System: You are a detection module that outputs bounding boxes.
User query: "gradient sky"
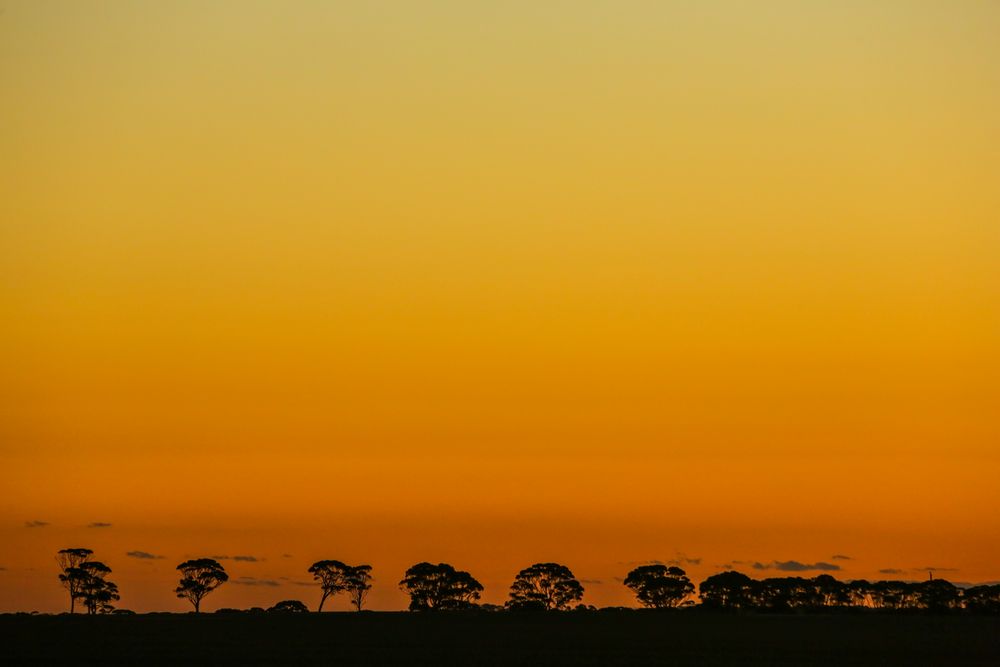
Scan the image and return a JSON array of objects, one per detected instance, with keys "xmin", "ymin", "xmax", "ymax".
[{"xmin": 1, "ymin": 1, "xmax": 998, "ymax": 612}]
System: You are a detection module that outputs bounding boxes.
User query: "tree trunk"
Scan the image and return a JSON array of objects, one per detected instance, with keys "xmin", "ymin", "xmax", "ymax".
[
  {"xmin": 70, "ymin": 594, "xmax": 75, "ymax": 614},
  {"xmin": 195, "ymin": 598, "xmax": 201, "ymax": 614},
  {"xmin": 318, "ymin": 592, "xmax": 328, "ymax": 613}
]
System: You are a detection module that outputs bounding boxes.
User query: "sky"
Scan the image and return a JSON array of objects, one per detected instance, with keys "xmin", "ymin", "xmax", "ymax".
[{"xmin": 1, "ymin": 1, "xmax": 998, "ymax": 612}]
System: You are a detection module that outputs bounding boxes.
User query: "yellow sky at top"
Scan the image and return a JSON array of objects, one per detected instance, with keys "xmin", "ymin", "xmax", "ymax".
[{"xmin": 1, "ymin": 1, "xmax": 998, "ymax": 611}]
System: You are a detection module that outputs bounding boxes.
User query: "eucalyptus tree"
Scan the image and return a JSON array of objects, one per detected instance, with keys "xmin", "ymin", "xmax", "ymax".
[
  {"xmin": 269, "ymin": 599, "xmax": 309, "ymax": 613},
  {"xmin": 698, "ymin": 571, "xmax": 757, "ymax": 609},
  {"xmin": 309, "ymin": 560, "xmax": 352, "ymax": 612},
  {"xmin": 399, "ymin": 562, "xmax": 483, "ymax": 610},
  {"xmin": 623, "ymin": 565, "xmax": 694, "ymax": 608},
  {"xmin": 56, "ymin": 548, "xmax": 94, "ymax": 613},
  {"xmin": 175, "ymin": 558, "xmax": 229, "ymax": 613},
  {"xmin": 345, "ymin": 564, "xmax": 373, "ymax": 611},
  {"xmin": 507, "ymin": 563, "xmax": 584, "ymax": 611},
  {"xmin": 73, "ymin": 562, "xmax": 120, "ymax": 614}
]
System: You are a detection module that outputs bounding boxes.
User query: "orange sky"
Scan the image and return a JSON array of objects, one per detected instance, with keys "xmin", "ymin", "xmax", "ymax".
[{"xmin": 1, "ymin": 1, "xmax": 998, "ymax": 612}]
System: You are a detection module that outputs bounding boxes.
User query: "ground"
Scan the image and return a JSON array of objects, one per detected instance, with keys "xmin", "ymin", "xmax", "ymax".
[{"xmin": 1, "ymin": 610, "xmax": 998, "ymax": 665}]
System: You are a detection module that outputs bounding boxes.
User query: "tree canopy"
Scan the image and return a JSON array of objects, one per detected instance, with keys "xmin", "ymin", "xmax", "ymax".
[
  {"xmin": 345, "ymin": 564, "xmax": 373, "ymax": 612},
  {"xmin": 624, "ymin": 565, "xmax": 694, "ymax": 608},
  {"xmin": 308, "ymin": 560, "xmax": 351, "ymax": 612},
  {"xmin": 507, "ymin": 563, "xmax": 584, "ymax": 611},
  {"xmin": 175, "ymin": 558, "xmax": 228, "ymax": 613},
  {"xmin": 308, "ymin": 560, "xmax": 374, "ymax": 612},
  {"xmin": 56, "ymin": 548, "xmax": 94, "ymax": 613},
  {"xmin": 399, "ymin": 562, "xmax": 483, "ymax": 611},
  {"xmin": 269, "ymin": 599, "xmax": 309, "ymax": 613}
]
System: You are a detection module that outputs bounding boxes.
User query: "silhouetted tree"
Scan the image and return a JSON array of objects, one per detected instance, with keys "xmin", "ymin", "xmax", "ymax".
[
  {"xmin": 399, "ymin": 562, "xmax": 483, "ymax": 611},
  {"xmin": 345, "ymin": 564, "xmax": 373, "ymax": 612},
  {"xmin": 844, "ymin": 579, "xmax": 874, "ymax": 608},
  {"xmin": 699, "ymin": 571, "xmax": 756, "ymax": 610},
  {"xmin": 623, "ymin": 565, "xmax": 694, "ymax": 608},
  {"xmin": 869, "ymin": 580, "xmax": 920, "ymax": 610},
  {"xmin": 70, "ymin": 562, "xmax": 120, "ymax": 615},
  {"xmin": 507, "ymin": 563, "xmax": 584, "ymax": 611},
  {"xmin": 918, "ymin": 579, "xmax": 960, "ymax": 612},
  {"xmin": 175, "ymin": 558, "xmax": 228, "ymax": 613},
  {"xmin": 308, "ymin": 560, "xmax": 352, "ymax": 612},
  {"xmin": 813, "ymin": 574, "xmax": 848, "ymax": 607},
  {"xmin": 56, "ymin": 548, "xmax": 93, "ymax": 613},
  {"xmin": 269, "ymin": 599, "xmax": 309, "ymax": 613},
  {"xmin": 963, "ymin": 584, "xmax": 1000, "ymax": 614},
  {"xmin": 757, "ymin": 577, "xmax": 823, "ymax": 611}
]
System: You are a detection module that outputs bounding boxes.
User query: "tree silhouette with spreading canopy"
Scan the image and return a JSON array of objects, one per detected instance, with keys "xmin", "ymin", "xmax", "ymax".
[
  {"xmin": 698, "ymin": 571, "xmax": 756, "ymax": 609},
  {"xmin": 624, "ymin": 565, "xmax": 694, "ymax": 608},
  {"xmin": 918, "ymin": 579, "xmax": 960, "ymax": 612},
  {"xmin": 71, "ymin": 562, "xmax": 120, "ymax": 614},
  {"xmin": 345, "ymin": 564, "xmax": 373, "ymax": 612},
  {"xmin": 399, "ymin": 562, "xmax": 483, "ymax": 611},
  {"xmin": 308, "ymin": 560, "xmax": 352, "ymax": 611},
  {"xmin": 56, "ymin": 548, "xmax": 93, "ymax": 613},
  {"xmin": 964, "ymin": 584, "xmax": 1000, "ymax": 614},
  {"xmin": 507, "ymin": 563, "xmax": 584, "ymax": 611},
  {"xmin": 175, "ymin": 558, "xmax": 228, "ymax": 613},
  {"xmin": 269, "ymin": 599, "xmax": 309, "ymax": 613}
]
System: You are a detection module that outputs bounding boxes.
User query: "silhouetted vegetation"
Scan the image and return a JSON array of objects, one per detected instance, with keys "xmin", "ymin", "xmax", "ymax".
[
  {"xmin": 73, "ymin": 562, "xmax": 120, "ymax": 614},
  {"xmin": 175, "ymin": 558, "xmax": 228, "ymax": 613},
  {"xmin": 345, "ymin": 564, "xmax": 373, "ymax": 611},
  {"xmin": 56, "ymin": 548, "xmax": 119, "ymax": 614},
  {"xmin": 508, "ymin": 563, "xmax": 584, "ymax": 610},
  {"xmin": 693, "ymin": 571, "xmax": 998, "ymax": 612},
  {"xmin": 624, "ymin": 565, "xmax": 695, "ymax": 608},
  {"xmin": 399, "ymin": 562, "xmax": 483, "ymax": 610},
  {"xmin": 56, "ymin": 548, "xmax": 93, "ymax": 613},
  {"xmin": 308, "ymin": 560, "xmax": 373, "ymax": 611},
  {"xmin": 50, "ymin": 549, "xmax": 1000, "ymax": 616}
]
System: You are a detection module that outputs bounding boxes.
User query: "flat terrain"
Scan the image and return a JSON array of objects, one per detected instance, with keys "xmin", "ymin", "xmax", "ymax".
[{"xmin": 1, "ymin": 611, "xmax": 998, "ymax": 665}]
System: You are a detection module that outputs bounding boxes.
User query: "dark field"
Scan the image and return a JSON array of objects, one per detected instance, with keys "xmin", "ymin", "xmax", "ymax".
[{"xmin": 2, "ymin": 611, "xmax": 998, "ymax": 666}]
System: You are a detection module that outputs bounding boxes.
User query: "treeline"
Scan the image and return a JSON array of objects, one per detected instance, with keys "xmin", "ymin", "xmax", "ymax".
[{"xmin": 55, "ymin": 549, "xmax": 1000, "ymax": 615}]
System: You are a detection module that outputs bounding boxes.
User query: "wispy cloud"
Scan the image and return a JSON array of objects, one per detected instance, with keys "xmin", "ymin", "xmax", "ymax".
[
  {"xmin": 127, "ymin": 551, "xmax": 164, "ymax": 560},
  {"xmin": 24, "ymin": 520, "xmax": 49, "ymax": 528},
  {"xmin": 753, "ymin": 560, "xmax": 841, "ymax": 572},
  {"xmin": 668, "ymin": 555, "xmax": 702, "ymax": 567},
  {"xmin": 831, "ymin": 554, "xmax": 852, "ymax": 561},
  {"xmin": 88, "ymin": 522, "xmax": 112, "ymax": 528},
  {"xmin": 878, "ymin": 568, "xmax": 904, "ymax": 575},
  {"xmin": 211, "ymin": 555, "xmax": 260, "ymax": 562},
  {"xmin": 231, "ymin": 576, "xmax": 280, "ymax": 587},
  {"xmin": 619, "ymin": 554, "xmax": 702, "ymax": 568},
  {"xmin": 579, "ymin": 579, "xmax": 603, "ymax": 585}
]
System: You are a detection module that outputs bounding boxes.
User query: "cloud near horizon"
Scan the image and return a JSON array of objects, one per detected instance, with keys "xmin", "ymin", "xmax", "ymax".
[
  {"xmin": 24, "ymin": 520, "xmax": 49, "ymax": 528},
  {"xmin": 231, "ymin": 576, "xmax": 280, "ymax": 587},
  {"xmin": 753, "ymin": 560, "xmax": 841, "ymax": 572},
  {"xmin": 127, "ymin": 551, "xmax": 164, "ymax": 560},
  {"xmin": 88, "ymin": 522, "xmax": 112, "ymax": 528}
]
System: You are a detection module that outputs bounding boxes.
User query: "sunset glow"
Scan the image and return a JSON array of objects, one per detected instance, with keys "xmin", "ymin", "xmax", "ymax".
[{"xmin": 2, "ymin": 1, "xmax": 998, "ymax": 612}]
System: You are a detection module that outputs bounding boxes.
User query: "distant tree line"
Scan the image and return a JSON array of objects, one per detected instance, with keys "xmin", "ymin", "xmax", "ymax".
[
  {"xmin": 54, "ymin": 549, "xmax": 1000, "ymax": 615},
  {"xmin": 698, "ymin": 571, "xmax": 1000, "ymax": 613}
]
